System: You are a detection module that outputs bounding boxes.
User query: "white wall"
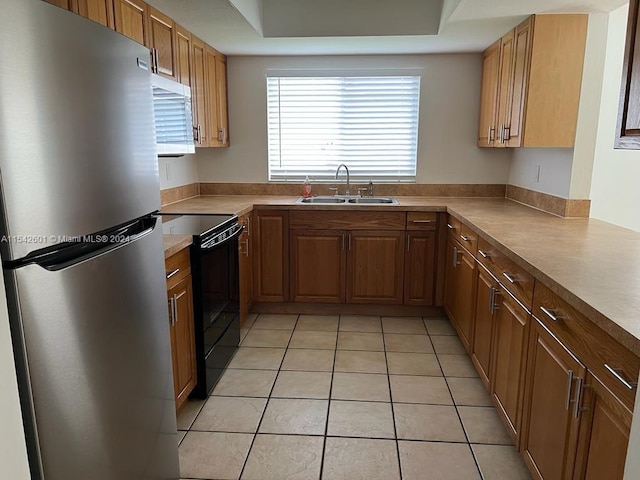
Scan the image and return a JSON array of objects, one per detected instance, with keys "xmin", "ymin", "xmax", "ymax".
[
  {"xmin": 197, "ymin": 54, "xmax": 512, "ymax": 184},
  {"xmin": 0, "ymin": 268, "xmax": 31, "ymax": 480},
  {"xmin": 157, "ymin": 154, "xmax": 198, "ymax": 190},
  {"xmin": 590, "ymin": 5, "xmax": 640, "ymax": 234},
  {"xmin": 508, "ymin": 148, "xmax": 574, "ymax": 197}
]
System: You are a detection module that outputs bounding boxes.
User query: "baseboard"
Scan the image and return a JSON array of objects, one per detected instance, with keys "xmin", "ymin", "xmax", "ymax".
[{"xmin": 250, "ymin": 302, "xmax": 445, "ymax": 317}]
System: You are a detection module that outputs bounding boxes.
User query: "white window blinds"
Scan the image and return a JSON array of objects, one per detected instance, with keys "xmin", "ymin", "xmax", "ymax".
[{"xmin": 267, "ymin": 74, "xmax": 420, "ymax": 182}]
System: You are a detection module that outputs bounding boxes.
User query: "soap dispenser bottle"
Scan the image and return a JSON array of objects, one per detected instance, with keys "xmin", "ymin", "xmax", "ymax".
[{"xmin": 302, "ymin": 176, "xmax": 312, "ymax": 198}]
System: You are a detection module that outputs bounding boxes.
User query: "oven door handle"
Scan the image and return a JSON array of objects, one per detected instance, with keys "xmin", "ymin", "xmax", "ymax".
[{"xmin": 200, "ymin": 224, "xmax": 244, "ymax": 251}]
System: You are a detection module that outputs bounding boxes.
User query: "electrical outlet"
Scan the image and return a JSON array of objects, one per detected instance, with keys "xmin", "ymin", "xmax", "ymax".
[
  {"xmin": 169, "ymin": 226, "xmax": 175, "ymax": 234},
  {"xmin": 534, "ymin": 164, "xmax": 541, "ymax": 183},
  {"xmin": 165, "ymin": 163, "xmax": 172, "ymax": 181}
]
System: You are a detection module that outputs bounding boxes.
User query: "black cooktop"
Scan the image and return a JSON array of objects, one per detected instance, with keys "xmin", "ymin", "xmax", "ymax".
[{"xmin": 160, "ymin": 213, "xmax": 237, "ymax": 238}]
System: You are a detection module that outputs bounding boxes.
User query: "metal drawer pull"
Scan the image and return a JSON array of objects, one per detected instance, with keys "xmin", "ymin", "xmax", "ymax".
[
  {"xmin": 447, "ymin": 223, "xmax": 455, "ymax": 230},
  {"xmin": 411, "ymin": 219, "xmax": 433, "ymax": 223},
  {"xmin": 460, "ymin": 234, "xmax": 470, "ymax": 242},
  {"xmin": 166, "ymin": 268, "xmax": 180, "ymax": 279},
  {"xmin": 540, "ymin": 306, "xmax": 562, "ymax": 322},
  {"xmin": 565, "ymin": 370, "xmax": 574, "ymax": 410},
  {"xmin": 502, "ymin": 272, "xmax": 516, "ymax": 284},
  {"xmin": 605, "ymin": 364, "xmax": 638, "ymax": 390},
  {"xmin": 478, "ymin": 249, "xmax": 489, "ymax": 259}
]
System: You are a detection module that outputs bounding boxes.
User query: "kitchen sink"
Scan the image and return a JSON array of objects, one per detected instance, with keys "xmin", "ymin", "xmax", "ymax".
[
  {"xmin": 297, "ymin": 196, "xmax": 347, "ymax": 204},
  {"xmin": 348, "ymin": 197, "xmax": 398, "ymax": 205},
  {"xmin": 297, "ymin": 196, "xmax": 398, "ymax": 205}
]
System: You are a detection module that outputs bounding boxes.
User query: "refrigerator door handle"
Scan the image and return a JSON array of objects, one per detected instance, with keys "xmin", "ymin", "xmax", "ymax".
[{"xmin": 4, "ymin": 216, "xmax": 158, "ymax": 272}]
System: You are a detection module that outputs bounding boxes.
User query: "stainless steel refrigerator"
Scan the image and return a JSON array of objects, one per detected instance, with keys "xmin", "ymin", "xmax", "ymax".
[{"xmin": 0, "ymin": 1, "xmax": 180, "ymax": 479}]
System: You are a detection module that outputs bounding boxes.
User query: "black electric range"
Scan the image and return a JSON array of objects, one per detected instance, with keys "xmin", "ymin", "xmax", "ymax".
[{"xmin": 161, "ymin": 213, "xmax": 243, "ymax": 397}]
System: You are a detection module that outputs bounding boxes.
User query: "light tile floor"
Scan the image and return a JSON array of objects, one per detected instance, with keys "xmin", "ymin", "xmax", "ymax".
[{"xmin": 177, "ymin": 313, "xmax": 532, "ymax": 480}]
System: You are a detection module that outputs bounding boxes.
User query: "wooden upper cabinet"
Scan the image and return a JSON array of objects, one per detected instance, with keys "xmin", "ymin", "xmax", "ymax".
[
  {"xmin": 191, "ymin": 36, "xmax": 208, "ymax": 147},
  {"xmin": 75, "ymin": 0, "xmax": 115, "ymax": 29},
  {"xmin": 478, "ymin": 40, "xmax": 501, "ymax": 147},
  {"xmin": 175, "ymin": 24, "xmax": 192, "ymax": 86},
  {"xmin": 113, "ymin": 0, "xmax": 148, "ymax": 46},
  {"xmin": 403, "ymin": 231, "xmax": 436, "ymax": 306},
  {"xmin": 521, "ymin": 318, "xmax": 585, "ymax": 480},
  {"xmin": 205, "ymin": 46, "xmax": 221, "ymax": 147},
  {"xmin": 290, "ymin": 230, "xmax": 346, "ymax": 303},
  {"xmin": 253, "ymin": 210, "xmax": 289, "ymax": 303},
  {"xmin": 215, "ymin": 54, "xmax": 229, "ymax": 146},
  {"xmin": 43, "ymin": 0, "xmax": 74, "ymax": 11},
  {"xmin": 346, "ymin": 231, "xmax": 405, "ymax": 304},
  {"xmin": 616, "ymin": 0, "xmax": 640, "ymax": 148},
  {"xmin": 147, "ymin": 6, "xmax": 177, "ymax": 79},
  {"xmin": 479, "ymin": 14, "xmax": 587, "ymax": 148}
]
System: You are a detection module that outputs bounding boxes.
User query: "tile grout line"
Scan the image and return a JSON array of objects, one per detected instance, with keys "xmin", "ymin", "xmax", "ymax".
[
  {"xmin": 317, "ymin": 314, "xmax": 341, "ymax": 480},
  {"xmin": 237, "ymin": 313, "xmax": 300, "ymax": 480},
  {"xmin": 381, "ymin": 317, "xmax": 404, "ymax": 480}
]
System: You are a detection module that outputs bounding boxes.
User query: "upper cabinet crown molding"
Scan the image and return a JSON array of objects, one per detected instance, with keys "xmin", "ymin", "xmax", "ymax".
[
  {"xmin": 616, "ymin": 0, "xmax": 640, "ymax": 149},
  {"xmin": 478, "ymin": 14, "xmax": 588, "ymax": 149}
]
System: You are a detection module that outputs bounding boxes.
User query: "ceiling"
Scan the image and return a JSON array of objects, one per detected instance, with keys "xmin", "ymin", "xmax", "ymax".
[{"xmin": 145, "ymin": 0, "xmax": 628, "ymax": 56}]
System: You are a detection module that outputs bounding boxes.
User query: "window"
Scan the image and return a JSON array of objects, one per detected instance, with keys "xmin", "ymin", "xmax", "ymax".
[{"xmin": 267, "ymin": 72, "xmax": 421, "ymax": 182}]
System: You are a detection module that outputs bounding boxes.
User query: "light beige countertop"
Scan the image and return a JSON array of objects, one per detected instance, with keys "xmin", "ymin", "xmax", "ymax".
[
  {"xmin": 162, "ymin": 234, "xmax": 192, "ymax": 259},
  {"xmin": 161, "ymin": 195, "xmax": 640, "ymax": 354}
]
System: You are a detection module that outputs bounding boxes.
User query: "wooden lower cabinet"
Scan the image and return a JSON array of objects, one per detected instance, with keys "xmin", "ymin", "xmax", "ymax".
[
  {"xmin": 472, "ymin": 266, "xmax": 498, "ymax": 387},
  {"xmin": 404, "ymin": 231, "xmax": 436, "ymax": 305},
  {"xmin": 444, "ymin": 237, "xmax": 476, "ymax": 352},
  {"xmin": 165, "ymin": 250, "xmax": 196, "ymax": 412},
  {"xmin": 491, "ymin": 290, "xmax": 530, "ymax": 444},
  {"xmin": 574, "ymin": 373, "xmax": 631, "ymax": 480},
  {"xmin": 347, "ymin": 231, "xmax": 405, "ymax": 304},
  {"xmin": 238, "ymin": 213, "xmax": 253, "ymax": 324},
  {"xmin": 253, "ymin": 210, "xmax": 289, "ymax": 302},
  {"xmin": 521, "ymin": 318, "xmax": 586, "ymax": 480},
  {"xmin": 290, "ymin": 229, "xmax": 346, "ymax": 303}
]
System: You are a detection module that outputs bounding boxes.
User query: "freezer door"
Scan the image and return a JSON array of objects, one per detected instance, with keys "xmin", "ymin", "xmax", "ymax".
[
  {"xmin": 7, "ymin": 225, "xmax": 179, "ymax": 480},
  {"xmin": 0, "ymin": 0, "xmax": 160, "ymax": 260}
]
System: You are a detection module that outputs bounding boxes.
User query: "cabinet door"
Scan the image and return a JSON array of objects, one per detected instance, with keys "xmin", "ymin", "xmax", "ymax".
[
  {"xmin": 455, "ymin": 246, "xmax": 476, "ymax": 353},
  {"xmin": 495, "ymin": 29, "xmax": 515, "ymax": 149},
  {"xmin": 175, "ymin": 24, "xmax": 192, "ymax": 86},
  {"xmin": 238, "ymin": 214, "xmax": 253, "ymax": 325},
  {"xmin": 147, "ymin": 6, "xmax": 177, "ymax": 79},
  {"xmin": 290, "ymin": 230, "xmax": 346, "ymax": 303},
  {"xmin": 205, "ymin": 46, "xmax": 221, "ymax": 147},
  {"xmin": 478, "ymin": 40, "xmax": 501, "ymax": 147},
  {"xmin": 404, "ymin": 231, "xmax": 436, "ymax": 305},
  {"xmin": 521, "ymin": 318, "xmax": 585, "ymax": 480},
  {"xmin": 191, "ymin": 36, "xmax": 208, "ymax": 147},
  {"xmin": 573, "ymin": 373, "xmax": 631, "ymax": 480},
  {"xmin": 346, "ymin": 231, "xmax": 405, "ymax": 304},
  {"xmin": 472, "ymin": 267, "xmax": 497, "ymax": 387},
  {"xmin": 253, "ymin": 210, "xmax": 289, "ymax": 302},
  {"xmin": 75, "ymin": 0, "xmax": 115, "ymax": 29},
  {"xmin": 443, "ymin": 237, "xmax": 460, "ymax": 327},
  {"xmin": 491, "ymin": 291, "xmax": 530, "ymax": 444},
  {"xmin": 616, "ymin": 0, "xmax": 640, "ymax": 148},
  {"xmin": 504, "ymin": 17, "xmax": 532, "ymax": 147},
  {"xmin": 168, "ymin": 275, "xmax": 196, "ymax": 412},
  {"xmin": 113, "ymin": 0, "xmax": 148, "ymax": 46},
  {"xmin": 215, "ymin": 54, "xmax": 229, "ymax": 146},
  {"xmin": 44, "ymin": 0, "xmax": 74, "ymax": 9}
]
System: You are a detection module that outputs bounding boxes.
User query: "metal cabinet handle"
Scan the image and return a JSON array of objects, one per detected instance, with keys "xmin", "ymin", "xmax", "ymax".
[
  {"xmin": 166, "ymin": 268, "xmax": 180, "ymax": 279},
  {"xmin": 452, "ymin": 246, "xmax": 461, "ymax": 268},
  {"xmin": 172, "ymin": 294, "xmax": 179, "ymax": 325},
  {"xmin": 540, "ymin": 306, "xmax": 562, "ymax": 322},
  {"xmin": 447, "ymin": 223, "xmax": 455, "ymax": 230},
  {"xmin": 605, "ymin": 364, "xmax": 638, "ymax": 390},
  {"xmin": 500, "ymin": 124, "xmax": 505, "ymax": 143},
  {"xmin": 246, "ymin": 217, "xmax": 251, "ymax": 237},
  {"xmin": 504, "ymin": 125, "xmax": 511, "ymax": 141},
  {"xmin": 168, "ymin": 297, "xmax": 174, "ymax": 325},
  {"xmin": 411, "ymin": 219, "xmax": 433, "ymax": 223},
  {"xmin": 565, "ymin": 370, "xmax": 574, "ymax": 410},
  {"xmin": 348, "ymin": 233, "xmax": 351, "ymax": 251},
  {"xmin": 478, "ymin": 249, "xmax": 489, "ymax": 259},
  {"xmin": 460, "ymin": 234, "xmax": 470, "ymax": 242},
  {"xmin": 488, "ymin": 125, "xmax": 495, "ymax": 144},
  {"xmin": 342, "ymin": 233, "xmax": 346, "ymax": 251},
  {"xmin": 489, "ymin": 286, "xmax": 496, "ymax": 314},
  {"xmin": 502, "ymin": 272, "xmax": 516, "ymax": 284},
  {"xmin": 218, "ymin": 127, "xmax": 227, "ymax": 145},
  {"xmin": 573, "ymin": 376, "xmax": 584, "ymax": 418},
  {"xmin": 193, "ymin": 125, "xmax": 199, "ymax": 142},
  {"xmin": 197, "ymin": 125, "xmax": 202, "ymax": 145}
]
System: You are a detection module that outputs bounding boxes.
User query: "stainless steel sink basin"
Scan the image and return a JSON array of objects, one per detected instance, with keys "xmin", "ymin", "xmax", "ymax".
[
  {"xmin": 348, "ymin": 197, "xmax": 398, "ymax": 205},
  {"xmin": 297, "ymin": 196, "xmax": 347, "ymax": 204}
]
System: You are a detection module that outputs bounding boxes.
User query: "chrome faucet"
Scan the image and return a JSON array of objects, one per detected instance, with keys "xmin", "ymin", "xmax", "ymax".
[{"xmin": 335, "ymin": 164, "xmax": 350, "ymax": 196}]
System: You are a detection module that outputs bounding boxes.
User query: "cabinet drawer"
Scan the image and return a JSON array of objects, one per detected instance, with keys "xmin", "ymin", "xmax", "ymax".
[
  {"xmin": 165, "ymin": 247, "xmax": 191, "ymax": 288},
  {"xmin": 458, "ymin": 224, "xmax": 478, "ymax": 255},
  {"xmin": 289, "ymin": 211, "xmax": 405, "ymax": 230},
  {"xmin": 477, "ymin": 237, "xmax": 534, "ymax": 308},
  {"xmin": 533, "ymin": 282, "xmax": 640, "ymax": 410},
  {"xmin": 406, "ymin": 212, "xmax": 438, "ymax": 230},
  {"xmin": 445, "ymin": 215, "xmax": 461, "ymax": 238}
]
